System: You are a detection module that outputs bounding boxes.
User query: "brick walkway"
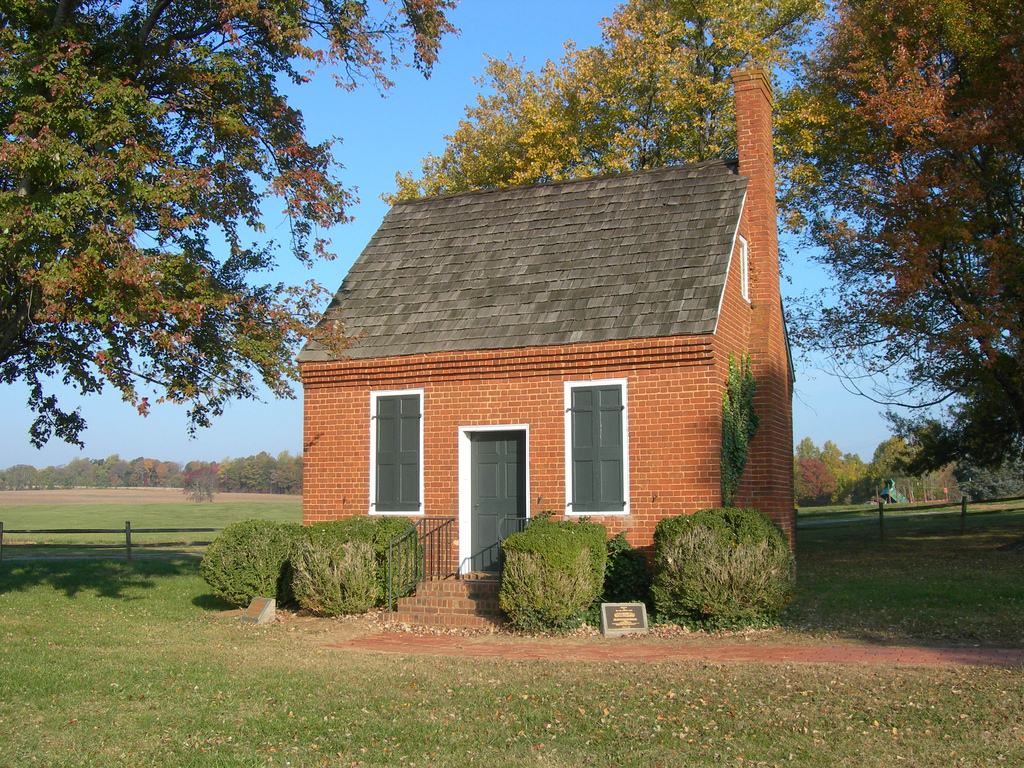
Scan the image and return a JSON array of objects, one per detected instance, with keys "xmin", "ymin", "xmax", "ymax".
[{"xmin": 330, "ymin": 633, "xmax": 1024, "ymax": 668}]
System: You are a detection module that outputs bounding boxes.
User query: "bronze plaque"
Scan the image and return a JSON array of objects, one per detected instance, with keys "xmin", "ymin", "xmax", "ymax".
[
  {"xmin": 241, "ymin": 597, "xmax": 276, "ymax": 625},
  {"xmin": 600, "ymin": 602, "xmax": 649, "ymax": 637}
]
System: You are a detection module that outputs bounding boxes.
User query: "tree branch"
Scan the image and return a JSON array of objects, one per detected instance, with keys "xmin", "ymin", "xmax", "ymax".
[
  {"xmin": 51, "ymin": 0, "xmax": 80, "ymax": 32},
  {"xmin": 137, "ymin": 0, "xmax": 172, "ymax": 46}
]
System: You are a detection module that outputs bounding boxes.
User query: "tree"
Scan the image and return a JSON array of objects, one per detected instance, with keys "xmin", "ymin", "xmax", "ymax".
[
  {"xmin": 1, "ymin": 463, "xmax": 37, "ymax": 490},
  {"xmin": 1, "ymin": 0, "xmax": 455, "ymax": 448},
  {"xmin": 271, "ymin": 450, "xmax": 303, "ymax": 494},
  {"xmin": 794, "ymin": 457, "xmax": 835, "ymax": 507},
  {"xmin": 954, "ymin": 459, "xmax": 1024, "ymax": 502},
  {"xmin": 392, "ymin": 0, "xmax": 820, "ymax": 200},
  {"xmin": 783, "ymin": 0, "xmax": 1024, "ymax": 475},
  {"xmin": 182, "ymin": 461, "xmax": 219, "ymax": 503},
  {"xmin": 794, "ymin": 436, "xmax": 820, "ymax": 461},
  {"xmin": 241, "ymin": 451, "xmax": 276, "ymax": 493}
]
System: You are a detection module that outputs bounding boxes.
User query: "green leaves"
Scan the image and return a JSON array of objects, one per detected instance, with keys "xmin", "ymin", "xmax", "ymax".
[
  {"xmin": 0, "ymin": 0, "xmax": 455, "ymax": 446},
  {"xmin": 785, "ymin": 0, "xmax": 1024, "ymax": 471},
  {"xmin": 721, "ymin": 354, "xmax": 759, "ymax": 508},
  {"xmin": 392, "ymin": 0, "xmax": 821, "ymax": 200}
]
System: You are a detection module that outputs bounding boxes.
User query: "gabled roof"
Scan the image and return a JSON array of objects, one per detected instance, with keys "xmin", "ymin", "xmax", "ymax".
[{"xmin": 299, "ymin": 160, "xmax": 747, "ymax": 362}]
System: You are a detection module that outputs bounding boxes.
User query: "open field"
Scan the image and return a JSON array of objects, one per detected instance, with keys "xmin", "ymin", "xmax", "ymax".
[
  {"xmin": 0, "ymin": 491, "xmax": 302, "ymax": 556},
  {"xmin": 0, "ymin": 487, "xmax": 300, "ymax": 506},
  {"xmin": 1, "ymin": 505, "xmax": 1023, "ymax": 765}
]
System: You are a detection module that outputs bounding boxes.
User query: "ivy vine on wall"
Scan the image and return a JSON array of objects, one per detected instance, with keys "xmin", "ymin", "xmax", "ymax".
[{"xmin": 721, "ymin": 354, "xmax": 759, "ymax": 507}]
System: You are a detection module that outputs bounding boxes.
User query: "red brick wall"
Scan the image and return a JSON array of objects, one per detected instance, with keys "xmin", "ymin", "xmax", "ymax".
[{"xmin": 303, "ymin": 335, "xmax": 735, "ymax": 549}]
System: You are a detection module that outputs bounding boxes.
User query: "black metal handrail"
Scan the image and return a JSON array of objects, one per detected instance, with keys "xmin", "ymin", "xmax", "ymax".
[{"xmin": 386, "ymin": 517, "xmax": 456, "ymax": 611}]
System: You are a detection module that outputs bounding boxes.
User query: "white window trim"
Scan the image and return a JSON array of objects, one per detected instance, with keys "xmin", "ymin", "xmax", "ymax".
[
  {"xmin": 368, "ymin": 388, "xmax": 425, "ymax": 516},
  {"xmin": 563, "ymin": 378, "xmax": 630, "ymax": 516},
  {"xmin": 457, "ymin": 424, "xmax": 530, "ymax": 575},
  {"xmin": 738, "ymin": 235, "xmax": 750, "ymax": 302}
]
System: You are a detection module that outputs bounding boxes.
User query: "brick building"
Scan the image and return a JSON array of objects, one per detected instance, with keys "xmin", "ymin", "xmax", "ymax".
[{"xmin": 299, "ymin": 68, "xmax": 794, "ymax": 575}]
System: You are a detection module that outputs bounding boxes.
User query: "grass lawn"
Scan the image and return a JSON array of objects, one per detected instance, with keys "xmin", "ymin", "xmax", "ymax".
[
  {"xmin": 0, "ymin": 499, "xmax": 302, "ymax": 557},
  {"xmin": 0, "ymin": 506, "xmax": 1022, "ymax": 766},
  {"xmin": 787, "ymin": 509, "xmax": 1024, "ymax": 647}
]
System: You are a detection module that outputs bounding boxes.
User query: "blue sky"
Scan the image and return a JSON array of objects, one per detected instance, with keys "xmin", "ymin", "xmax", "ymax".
[{"xmin": 0, "ymin": 0, "xmax": 892, "ymax": 469}]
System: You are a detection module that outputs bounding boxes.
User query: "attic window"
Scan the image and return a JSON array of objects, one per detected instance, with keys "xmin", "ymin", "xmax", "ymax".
[{"xmin": 739, "ymin": 236, "xmax": 750, "ymax": 302}]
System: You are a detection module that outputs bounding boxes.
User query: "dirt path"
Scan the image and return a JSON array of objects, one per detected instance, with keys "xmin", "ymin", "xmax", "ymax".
[{"xmin": 329, "ymin": 632, "xmax": 1024, "ymax": 668}]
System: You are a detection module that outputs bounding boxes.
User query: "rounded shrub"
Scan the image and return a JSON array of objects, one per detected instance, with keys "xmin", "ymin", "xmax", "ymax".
[
  {"xmin": 199, "ymin": 519, "xmax": 302, "ymax": 607},
  {"xmin": 652, "ymin": 508, "xmax": 794, "ymax": 629},
  {"xmin": 370, "ymin": 515, "xmax": 419, "ymax": 598},
  {"xmin": 499, "ymin": 517, "xmax": 607, "ymax": 633},
  {"xmin": 290, "ymin": 517, "xmax": 415, "ymax": 615},
  {"xmin": 292, "ymin": 538, "xmax": 378, "ymax": 616},
  {"xmin": 601, "ymin": 532, "xmax": 652, "ymax": 605}
]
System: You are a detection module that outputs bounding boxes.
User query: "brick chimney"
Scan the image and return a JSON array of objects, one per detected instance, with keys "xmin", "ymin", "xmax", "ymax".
[{"xmin": 730, "ymin": 68, "xmax": 795, "ymax": 543}]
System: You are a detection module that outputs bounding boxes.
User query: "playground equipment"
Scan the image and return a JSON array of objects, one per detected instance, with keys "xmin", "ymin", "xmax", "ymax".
[{"xmin": 879, "ymin": 478, "xmax": 910, "ymax": 505}]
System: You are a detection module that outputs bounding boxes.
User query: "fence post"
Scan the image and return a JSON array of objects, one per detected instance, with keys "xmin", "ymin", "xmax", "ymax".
[
  {"xmin": 125, "ymin": 521, "xmax": 132, "ymax": 563},
  {"xmin": 0, "ymin": 521, "xmax": 4, "ymax": 565},
  {"xmin": 878, "ymin": 501, "xmax": 885, "ymax": 542},
  {"xmin": 961, "ymin": 496, "xmax": 968, "ymax": 535}
]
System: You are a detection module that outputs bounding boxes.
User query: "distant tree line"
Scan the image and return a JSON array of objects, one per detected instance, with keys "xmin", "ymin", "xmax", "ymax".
[
  {"xmin": 0, "ymin": 452, "xmax": 302, "ymax": 495},
  {"xmin": 794, "ymin": 438, "xmax": 1023, "ymax": 508}
]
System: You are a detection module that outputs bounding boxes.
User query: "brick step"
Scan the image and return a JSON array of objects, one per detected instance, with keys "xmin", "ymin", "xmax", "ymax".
[{"xmin": 391, "ymin": 576, "xmax": 504, "ymax": 629}]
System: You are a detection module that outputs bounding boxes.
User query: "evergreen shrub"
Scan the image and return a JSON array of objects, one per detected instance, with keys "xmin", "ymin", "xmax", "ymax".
[
  {"xmin": 292, "ymin": 538, "xmax": 377, "ymax": 615},
  {"xmin": 652, "ymin": 508, "xmax": 794, "ymax": 629},
  {"xmin": 292, "ymin": 516, "xmax": 415, "ymax": 614},
  {"xmin": 583, "ymin": 532, "xmax": 652, "ymax": 626},
  {"xmin": 199, "ymin": 519, "xmax": 302, "ymax": 607},
  {"xmin": 499, "ymin": 517, "xmax": 607, "ymax": 633}
]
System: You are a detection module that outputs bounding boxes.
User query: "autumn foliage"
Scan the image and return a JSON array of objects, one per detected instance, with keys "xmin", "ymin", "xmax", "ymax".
[
  {"xmin": 784, "ymin": 0, "xmax": 1024, "ymax": 471},
  {"xmin": 0, "ymin": 0, "xmax": 455, "ymax": 447}
]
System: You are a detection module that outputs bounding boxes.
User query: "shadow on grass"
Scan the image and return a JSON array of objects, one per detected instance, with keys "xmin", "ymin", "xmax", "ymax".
[
  {"xmin": 192, "ymin": 593, "xmax": 236, "ymax": 611},
  {"xmin": 0, "ymin": 556, "xmax": 202, "ymax": 600},
  {"xmin": 787, "ymin": 513, "xmax": 1024, "ymax": 649}
]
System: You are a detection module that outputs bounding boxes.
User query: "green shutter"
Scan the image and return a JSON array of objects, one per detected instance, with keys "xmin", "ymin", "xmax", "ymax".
[
  {"xmin": 375, "ymin": 394, "xmax": 421, "ymax": 512},
  {"xmin": 571, "ymin": 385, "xmax": 625, "ymax": 512}
]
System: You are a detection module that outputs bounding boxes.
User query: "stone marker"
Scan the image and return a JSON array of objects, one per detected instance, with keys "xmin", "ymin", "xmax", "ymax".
[
  {"xmin": 241, "ymin": 597, "xmax": 276, "ymax": 625},
  {"xmin": 600, "ymin": 602, "xmax": 648, "ymax": 637}
]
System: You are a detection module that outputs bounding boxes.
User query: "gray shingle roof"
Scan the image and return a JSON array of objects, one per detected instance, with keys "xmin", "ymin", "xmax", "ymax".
[{"xmin": 299, "ymin": 160, "xmax": 746, "ymax": 362}]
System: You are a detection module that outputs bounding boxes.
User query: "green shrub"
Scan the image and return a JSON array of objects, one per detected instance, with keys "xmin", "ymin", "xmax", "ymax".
[
  {"xmin": 371, "ymin": 516, "xmax": 419, "ymax": 598},
  {"xmin": 292, "ymin": 539, "xmax": 378, "ymax": 615},
  {"xmin": 499, "ymin": 518, "xmax": 607, "ymax": 633},
  {"xmin": 199, "ymin": 519, "xmax": 302, "ymax": 607},
  {"xmin": 602, "ymin": 532, "xmax": 652, "ymax": 605},
  {"xmin": 652, "ymin": 508, "xmax": 794, "ymax": 629},
  {"xmin": 583, "ymin": 532, "xmax": 652, "ymax": 626},
  {"xmin": 294, "ymin": 516, "xmax": 415, "ymax": 613}
]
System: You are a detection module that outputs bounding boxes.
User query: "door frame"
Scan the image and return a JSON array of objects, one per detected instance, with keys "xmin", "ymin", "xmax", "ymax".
[{"xmin": 457, "ymin": 424, "xmax": 530, "ymax": 575}]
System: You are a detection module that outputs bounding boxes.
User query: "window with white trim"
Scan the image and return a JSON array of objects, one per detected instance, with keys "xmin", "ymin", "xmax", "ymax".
[
  {"xmin": 739, "ymin": 235, "xmax": 750, "ymax": 302},
  {"xmin": 370, "ymin": 389, "xmax": 423, "ymax": 514},
  {"xmin": 565, "ymin": 379, "xmax": 629, "ymax": 515}
]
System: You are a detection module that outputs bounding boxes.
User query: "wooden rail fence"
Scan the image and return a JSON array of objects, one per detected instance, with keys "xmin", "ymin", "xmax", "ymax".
[
  {"xmin": 0, "ymin": 522, "xmax": 222, "ymax": 564},
  {"xmin": 795, "ymin": 496, "xmax": 1024, "ymax": 539}
]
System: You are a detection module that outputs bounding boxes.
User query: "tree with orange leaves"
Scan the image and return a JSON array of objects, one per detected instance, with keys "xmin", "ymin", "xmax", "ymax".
[{"xmin": 784, "ymin": 0, "xmax": 1024, "ymax": 475}]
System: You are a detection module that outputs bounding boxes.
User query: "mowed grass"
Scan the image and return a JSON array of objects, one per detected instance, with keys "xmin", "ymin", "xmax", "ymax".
[
  {"xmin": 787, "ymin": 509, "xmax": 1024, "ymax": 647},
  {"xmin": 0, "ymin": 503, "xmax": 1022, "ymax": 766},
  {"xmin": 0, "ymin": 499, "xmax": 302, "ymax": 555},
  {"xmin": 2, "ymin": 558, "xmax": 1023, "ymax": 768}
]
